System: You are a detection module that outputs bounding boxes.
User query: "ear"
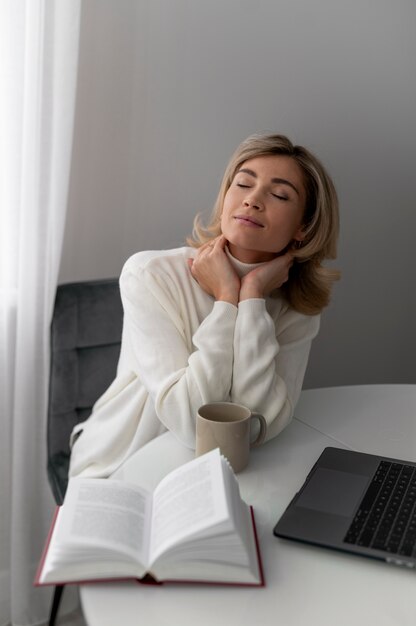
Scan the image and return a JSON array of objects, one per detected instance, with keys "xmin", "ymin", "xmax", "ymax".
[{"xmin": 293, "ymin": 225, "xmax": 306, "ymax": 243}]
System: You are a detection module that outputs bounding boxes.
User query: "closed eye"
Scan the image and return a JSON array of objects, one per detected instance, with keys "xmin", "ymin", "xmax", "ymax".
[
  {"xmin": 236, "ymin": 183, "xmax": 250, "ymax": 188},
  {"xmin": 272, "ymin": 193, "xmax": 288, "ymax": 201}
]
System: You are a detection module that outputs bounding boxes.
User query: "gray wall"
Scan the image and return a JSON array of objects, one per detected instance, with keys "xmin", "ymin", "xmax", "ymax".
[{"xmin": 60, "ymin": 0, "xmax": 416, "ymax": 388}]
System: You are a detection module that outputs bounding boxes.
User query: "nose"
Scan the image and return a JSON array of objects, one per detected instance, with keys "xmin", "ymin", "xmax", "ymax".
[{"xmin": 243, "ymin": 191, "xmax": 263, "ymax": 210}]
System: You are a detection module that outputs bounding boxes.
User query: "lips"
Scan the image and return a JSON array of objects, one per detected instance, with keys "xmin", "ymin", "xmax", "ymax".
[{"xmin": 233, "ymin": 215, "xmax": 264, "ymax": 228}]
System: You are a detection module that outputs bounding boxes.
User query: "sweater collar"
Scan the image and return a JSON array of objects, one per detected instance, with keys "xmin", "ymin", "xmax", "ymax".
[{"xmin": 225, "ymin": 246, "xmax": 267, "ymax": 278}]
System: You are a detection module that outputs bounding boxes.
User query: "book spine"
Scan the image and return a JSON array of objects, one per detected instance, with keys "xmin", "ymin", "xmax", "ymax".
[{"xmin": 34, "ymin": 506, "xmax": 61, "ymax": 586}]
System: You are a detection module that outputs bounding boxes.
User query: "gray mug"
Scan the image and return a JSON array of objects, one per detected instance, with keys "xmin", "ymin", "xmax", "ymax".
[{"xmin": 196, "ymin": 402, "xmax": 267, "ymax": 473}]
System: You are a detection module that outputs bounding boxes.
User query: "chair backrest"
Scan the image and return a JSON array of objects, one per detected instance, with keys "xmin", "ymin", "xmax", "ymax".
[{"xmin": 47, "ymin": 279, "xmax": 123, "ymax": 504}]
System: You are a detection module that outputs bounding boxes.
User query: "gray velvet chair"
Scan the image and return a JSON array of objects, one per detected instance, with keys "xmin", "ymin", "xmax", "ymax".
[{"xmin": 47, "ymin": 278, "xmax": 123, "ymax": 625}]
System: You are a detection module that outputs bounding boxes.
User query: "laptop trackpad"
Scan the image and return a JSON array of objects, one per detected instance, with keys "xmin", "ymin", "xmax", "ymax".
[{"xmin": 295, "ymin": 468, "xmax": 369, "ymax": 517}]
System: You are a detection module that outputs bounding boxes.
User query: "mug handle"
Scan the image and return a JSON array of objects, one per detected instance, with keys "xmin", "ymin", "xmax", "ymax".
[{"xmin": 249, "ymin": 413, "xmax": 267, "ymax": 447}]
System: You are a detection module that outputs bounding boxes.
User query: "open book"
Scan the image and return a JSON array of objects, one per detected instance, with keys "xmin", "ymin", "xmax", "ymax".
[{"xmin": 35, "ymin": 449, "xmax": 264, "ymax": 587}]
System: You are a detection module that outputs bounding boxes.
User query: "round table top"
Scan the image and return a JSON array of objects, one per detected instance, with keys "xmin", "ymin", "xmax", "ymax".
[{"xmin": 81, "ymin": 385, "xmax": 416, "ymax": 626}]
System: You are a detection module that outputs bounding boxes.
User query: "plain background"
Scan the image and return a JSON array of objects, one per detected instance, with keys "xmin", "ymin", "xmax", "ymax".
[{"xmin": 59, "ymin": 0, "xmax": 415, "ymax": 388}]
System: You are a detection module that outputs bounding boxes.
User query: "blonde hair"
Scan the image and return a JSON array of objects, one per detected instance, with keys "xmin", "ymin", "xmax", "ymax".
[{"xmin": 187, "ymin": 133, "xmax": 340, "ymax": 315}]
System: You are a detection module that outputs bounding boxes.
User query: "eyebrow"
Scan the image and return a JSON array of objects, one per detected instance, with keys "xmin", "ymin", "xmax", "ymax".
[{"xmin": 237, "ymin": 167, "xmax": 300, "ymax": 195}]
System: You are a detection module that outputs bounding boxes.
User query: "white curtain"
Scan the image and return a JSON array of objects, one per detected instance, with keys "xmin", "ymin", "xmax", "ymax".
[{"xmin": 0, "ymin": 1, "xmax": 81, "ymax": 624}]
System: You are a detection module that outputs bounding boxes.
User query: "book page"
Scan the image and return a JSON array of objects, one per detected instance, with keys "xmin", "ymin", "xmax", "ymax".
[
  {"xmin": 53, "ymin": 478, "xmax": 152, "ymax": 566},
  {"xmin": 149, "ymin": 449, "xmax": 230, "ymax": 563}
]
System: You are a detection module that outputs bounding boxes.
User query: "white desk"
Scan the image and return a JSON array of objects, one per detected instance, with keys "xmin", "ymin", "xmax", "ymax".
[{"xmin": 80, "ymin": 385, "xmax": 416, "ymax": 626}]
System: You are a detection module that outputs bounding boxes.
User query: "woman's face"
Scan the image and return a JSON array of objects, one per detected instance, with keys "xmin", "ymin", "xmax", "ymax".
[{"xmin": 221, "ymin": 154, "xmax": 307, "ymax": 263}]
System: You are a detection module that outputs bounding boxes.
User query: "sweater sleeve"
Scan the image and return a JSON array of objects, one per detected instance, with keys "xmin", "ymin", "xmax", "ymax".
[
  {"xmin": 231, "ymin": 298, "xmax": 320, "ymax": 441},
  {"xmin": 120, "ymin": 262, "xmax": 237, "ymax": 447}
]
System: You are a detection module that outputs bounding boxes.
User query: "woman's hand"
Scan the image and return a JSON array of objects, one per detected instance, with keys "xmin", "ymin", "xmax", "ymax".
[
  {"xmin": 187, "ymin": 235, "xmax": 240, "ymax": 305},
  {"xmin": 239, "ymin": 252, "xmax": 294, "ymax": 301}
]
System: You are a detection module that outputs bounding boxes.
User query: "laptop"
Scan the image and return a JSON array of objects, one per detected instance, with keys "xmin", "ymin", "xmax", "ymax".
[{"xmin": 273, "ymin": 447, "xmax": 416, "ymax": 569}]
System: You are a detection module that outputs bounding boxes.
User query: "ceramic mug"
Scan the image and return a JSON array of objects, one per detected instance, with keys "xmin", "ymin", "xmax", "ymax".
[{"xmin": 195, "ymin": 402, "xmax": 267, "ymax": 473}]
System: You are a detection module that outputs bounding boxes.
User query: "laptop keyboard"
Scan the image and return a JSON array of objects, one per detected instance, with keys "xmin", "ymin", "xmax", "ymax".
[{"xmin": 344, "ymin": 461, "xmax": 416, "ymax": 557}]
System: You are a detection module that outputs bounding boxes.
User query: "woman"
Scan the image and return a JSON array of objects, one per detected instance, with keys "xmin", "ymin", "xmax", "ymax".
[{"xmin": 69, "ymin": 133, "xmax": 339, "ymax": 477}]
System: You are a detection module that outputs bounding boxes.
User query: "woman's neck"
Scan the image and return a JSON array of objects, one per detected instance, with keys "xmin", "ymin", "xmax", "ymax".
[
  {"xmin": 227, "ymin": 243, "xmax": 275, "ymax": 264},
  {"xmin": 225, "ymin": 246, "xmax": 267, "ymax": 278}
]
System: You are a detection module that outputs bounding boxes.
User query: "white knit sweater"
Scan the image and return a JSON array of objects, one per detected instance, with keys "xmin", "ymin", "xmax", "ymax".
[{"xmin": 69, "ymin": 246, "xmax": 320, "ymax": 477}]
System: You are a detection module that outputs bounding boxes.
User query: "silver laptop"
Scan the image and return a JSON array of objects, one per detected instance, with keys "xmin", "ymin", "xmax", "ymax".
[{"xmin": 273, "ymin": 447, "xmax": 416, "ymax": 569}]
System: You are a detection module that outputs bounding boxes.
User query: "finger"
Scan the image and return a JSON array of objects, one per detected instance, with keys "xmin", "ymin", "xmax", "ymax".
[
  {"xmin": 187, "ymin": 258, "xmax": 197, "ymax": 278},
  {"xmin": 283, "ymin": 250, "xmax": 294, "ymax": 261},
  {"xmin": 215, "ymin": 234, "xmax": 227, "ymax": 249},
  {"xmin": 281, "ymin": 251, "xmax": 294, "ymax": 268},
  {"xmin": 195, "ymin": 243, "xmax": 212, "ymax": 259}
]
